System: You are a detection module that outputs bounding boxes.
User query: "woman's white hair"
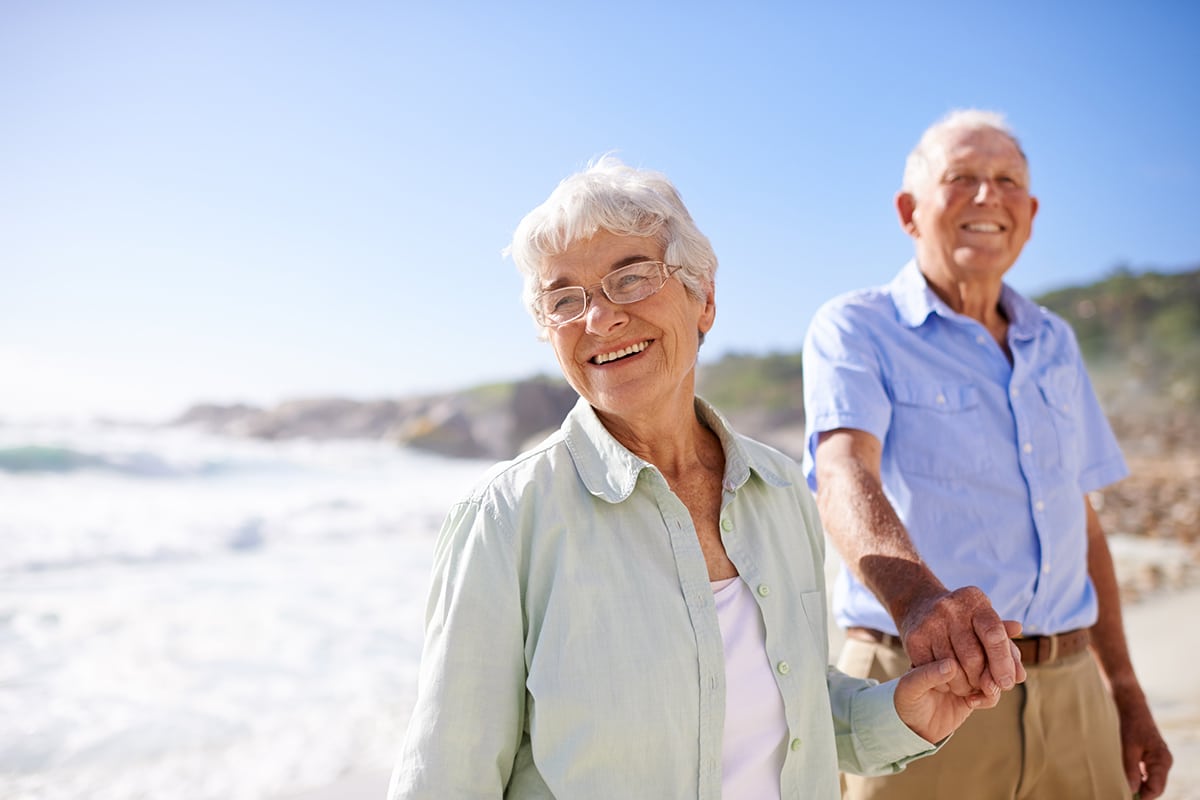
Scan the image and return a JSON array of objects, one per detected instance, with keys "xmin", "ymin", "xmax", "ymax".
[
  {"xmin": 902, "ymin": 109, "xmax": 1029, "ymax": 193},
  {"xmin": 506, "ymin": 155, "xmax": 718, "ymax": 331}
]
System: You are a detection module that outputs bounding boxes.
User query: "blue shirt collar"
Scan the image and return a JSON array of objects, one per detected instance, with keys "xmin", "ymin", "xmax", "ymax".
[
  {"xmin": 561, "ymin": 396, "xmax": 789, "ymax": 504},
  {"xmin": 891, "ymin": 259, "xmax": 1043, "ymax": 341}
]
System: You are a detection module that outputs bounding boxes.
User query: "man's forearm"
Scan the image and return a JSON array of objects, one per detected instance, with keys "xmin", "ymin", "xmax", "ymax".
[
  {"xmin": 1084, "ymin": 497, "xmax": 1140, "ymax": 693},
  {"xmin": 816, "ymin": 453, "xmax": 946, "ymax": 626},
  {"xmin": 813, "ymin": 430, "xmax": 1022, "ymax": 695}
]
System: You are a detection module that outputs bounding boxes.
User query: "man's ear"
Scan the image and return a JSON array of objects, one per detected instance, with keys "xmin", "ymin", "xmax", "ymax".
[{"xmin": 896, "ymin": 191, "xmax": 919, "ymax": 236}]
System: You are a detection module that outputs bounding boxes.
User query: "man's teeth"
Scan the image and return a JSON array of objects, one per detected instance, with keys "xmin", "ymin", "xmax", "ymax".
[
  {"xmin": 963, "ymin": 222, "xmax": 1002, "ymax": 232},
  {"xmin": 593, "ymin": 341, "xmax": 649, "ymax": 364}
]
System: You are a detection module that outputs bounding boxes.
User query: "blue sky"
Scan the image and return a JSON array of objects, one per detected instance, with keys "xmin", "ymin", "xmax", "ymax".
[{"xmin": 3, "ymin": 1, "xmax": 1198, "ymax": 421}]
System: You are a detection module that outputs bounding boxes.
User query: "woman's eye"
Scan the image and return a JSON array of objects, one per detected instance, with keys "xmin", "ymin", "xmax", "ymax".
[{"xmin": 553, "ymin": 295, "xmax": 583, "ymax": 312}]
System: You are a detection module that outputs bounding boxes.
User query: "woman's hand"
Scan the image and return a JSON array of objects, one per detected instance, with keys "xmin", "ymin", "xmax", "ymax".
[{"xmin": 893, "ymin": 658, "xmax": 1005, "ymax": 743}]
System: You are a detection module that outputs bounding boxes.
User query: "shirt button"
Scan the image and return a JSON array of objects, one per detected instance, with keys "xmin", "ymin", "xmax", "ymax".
[
  {"xmin": 721, "ymin": 518, "xmax": 733, "ymax": 532},
  {"xmin": 1022, "ymin": 442, "xmax": 1033, "ymax": 453},
  {"xmin": 757, "ymin": 584, "xmax": 770, "ymax": 597},
  {"xmin": 1011, "ymin": 387, "xmax": 1020, "ymax": 397},
  {"xmin": 976, "ymin": 335, "xmax": 987, "ymax": 345},
  {"xmin": 1043, "ymin": 564, "xmax": 1052, "ymax": 574},
  {"xmin": 777, "ymin": 661, "xmax": 790, "ymax": 675},
  {"xmin": 1062, "ymin": 403, "xmax": 1070, "ymax": 411},
  {"xmin": 935, "ymin": 394, "xmax": 946, "ymax": 404},
  {"xmin": 790, "ymin": 738, "xmax": 802, "ymax": 751},
  {"xmin": 1035, "ymin": 500, "xmax": 1045, "ymax": 512}
]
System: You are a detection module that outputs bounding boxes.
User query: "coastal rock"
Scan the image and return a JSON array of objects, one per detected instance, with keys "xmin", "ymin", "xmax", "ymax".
[{"xmin": 171, "ymin": 377, "xmax": 579, "ymax": 462}]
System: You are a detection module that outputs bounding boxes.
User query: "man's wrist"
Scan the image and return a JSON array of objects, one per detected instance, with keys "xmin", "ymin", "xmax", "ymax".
[{"xmin": 879, "ymin": 567, "xmax": 947, "ymax": 631}]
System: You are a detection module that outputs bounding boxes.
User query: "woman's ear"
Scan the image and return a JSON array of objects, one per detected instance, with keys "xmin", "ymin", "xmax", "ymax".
[{"xmin": 698, "ymin": 282, "xmax": 716, "ymax": 336}]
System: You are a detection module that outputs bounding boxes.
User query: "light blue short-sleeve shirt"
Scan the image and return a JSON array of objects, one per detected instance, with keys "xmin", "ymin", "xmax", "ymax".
[{"xmin": 802, "ymin": 261, "xmax": 1128, "ymax": 637}]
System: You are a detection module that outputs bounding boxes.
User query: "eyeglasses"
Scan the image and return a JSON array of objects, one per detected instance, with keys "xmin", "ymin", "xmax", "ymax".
[{"xmin": 532, "ymin": 260, "xmax": 684, "ymax": 327}]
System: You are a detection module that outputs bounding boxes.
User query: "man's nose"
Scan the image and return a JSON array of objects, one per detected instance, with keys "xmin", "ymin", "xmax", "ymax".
[{"xmin": 973, "ymin": 178, "xmax": 1002, "ymax": 205}]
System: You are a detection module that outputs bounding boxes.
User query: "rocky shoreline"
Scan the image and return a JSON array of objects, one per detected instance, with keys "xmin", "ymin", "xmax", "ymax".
[{"xmin": 171, "ymin": 376, "xmax": 579, "ymax": 461}]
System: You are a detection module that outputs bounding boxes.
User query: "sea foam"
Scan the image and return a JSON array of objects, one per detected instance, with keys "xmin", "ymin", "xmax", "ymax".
[{"xmin": 0, "ymin": 421, "xmax": 491, "ymax": 800}]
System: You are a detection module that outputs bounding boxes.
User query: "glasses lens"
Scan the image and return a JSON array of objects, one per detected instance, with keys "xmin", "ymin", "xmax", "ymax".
[
  {"xmin": 535, "ymin": 287, "xmax": 587, "ymax": 325},
  {"xmin": 603, "ymin": 261, "xmax": 666, "ymax": 304}
]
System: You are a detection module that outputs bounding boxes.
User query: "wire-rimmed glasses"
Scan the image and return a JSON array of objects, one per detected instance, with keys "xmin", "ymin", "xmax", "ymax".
[{"xmin": 532, "ymin": 261, "xmax": 684, "ymax": 327}]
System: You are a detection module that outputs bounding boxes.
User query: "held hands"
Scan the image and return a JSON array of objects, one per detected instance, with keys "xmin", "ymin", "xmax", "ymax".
[{"xmin": 899, "ymin": 586, "xmax": 1027, "ymax": 697}]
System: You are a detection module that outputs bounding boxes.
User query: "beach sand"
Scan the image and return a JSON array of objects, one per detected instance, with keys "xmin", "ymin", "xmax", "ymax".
[{"xmin": 277, "ymin": 581, "xmax": 1200, "ymax": 800}]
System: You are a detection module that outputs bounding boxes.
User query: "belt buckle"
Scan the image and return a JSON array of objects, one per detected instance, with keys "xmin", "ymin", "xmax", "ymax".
[{"xmin": 1039, "ymin": 633, "xmax": 1059, "ymax": 664}]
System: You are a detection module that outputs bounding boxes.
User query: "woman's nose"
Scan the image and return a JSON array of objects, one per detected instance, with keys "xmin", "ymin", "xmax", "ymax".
[{"xmin": 584, "ymin": 292, "xmax": 628, "ymax": 334}]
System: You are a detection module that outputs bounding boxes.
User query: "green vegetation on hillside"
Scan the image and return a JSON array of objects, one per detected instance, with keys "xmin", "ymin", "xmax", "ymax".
[{"xmin": 697, "ymin": 351, "xmax": 804, "ymax": 414}]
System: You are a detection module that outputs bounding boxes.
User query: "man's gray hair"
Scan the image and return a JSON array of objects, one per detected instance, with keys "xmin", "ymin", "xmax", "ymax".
[
  {"xmin": 506, "ymin": 155, "xmax": 718, "ymax": 330},
  {"xmin": 902, "ymin": 109, "xmax": 1029, "ymax": 193}
]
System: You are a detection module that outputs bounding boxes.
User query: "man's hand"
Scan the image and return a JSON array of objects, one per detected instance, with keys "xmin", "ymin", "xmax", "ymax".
[
  {"xmin": 899, "ymin": 586, "xmax": 1027, "ymax": 697},
  {"xmin": 893, "ymin": 658, "xmax": 1005, "ymax": 744},
  {"xmin": 1114, "ymin": 687, "xmax": 1173, "ymax": 800}
]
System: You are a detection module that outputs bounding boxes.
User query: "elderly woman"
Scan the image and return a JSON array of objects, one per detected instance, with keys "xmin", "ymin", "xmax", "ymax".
[{"xmin": 389, "ymin": 157, "xmax": 1010, "ymax": 799}]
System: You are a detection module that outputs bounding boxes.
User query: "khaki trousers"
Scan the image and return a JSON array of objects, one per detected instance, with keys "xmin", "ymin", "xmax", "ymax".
[{"xmin": 837, "ymin": 637, "xmax": 1131, "ymax": 800}]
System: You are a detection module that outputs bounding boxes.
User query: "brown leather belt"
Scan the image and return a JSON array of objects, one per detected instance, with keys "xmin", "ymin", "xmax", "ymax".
[
  {"xmin": 846, "ymin": 626, "xmax": 1091, "ymax": 665},
  {"xmin": 1013, "ymin": 628, "xmax": 1091, "ymax": 665}
]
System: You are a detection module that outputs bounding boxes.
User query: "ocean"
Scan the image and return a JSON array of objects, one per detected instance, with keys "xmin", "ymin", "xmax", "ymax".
[{"xmin": 0, "ymin": 420, "xmax": 493, "ymax": 800}]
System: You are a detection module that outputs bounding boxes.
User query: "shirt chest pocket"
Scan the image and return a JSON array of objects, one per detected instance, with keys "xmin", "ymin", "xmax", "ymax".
[
  {"xmin": 1035, "ymin": 367, "xmax": 1081, "ymax": 473},
  {"xmin": 890, "ymin": 381, "xmax": 992, "ymax": 479}
]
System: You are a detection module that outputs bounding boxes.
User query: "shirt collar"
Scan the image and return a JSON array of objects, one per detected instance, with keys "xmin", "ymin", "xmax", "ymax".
[
  {"xmin": 890, "ymin": 260, "xmax": 941, "ymax": 328},
  {"xmin": 561, "ymin": 396, "xmax": 789, "ymax": 504},
  {"xmin": 891, "ymin": 259, "xmax": 1043, "ymax": 340}
]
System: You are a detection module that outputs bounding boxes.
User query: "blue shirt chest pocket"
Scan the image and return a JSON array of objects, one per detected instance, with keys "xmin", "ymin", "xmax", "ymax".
[
  {"xmin": 1035, "ymin": 366, "xmax": 1082, "ymax": 474},
  {"xmin": 889, "ymin": 381, "xmax": 992, "ymax": 479}
]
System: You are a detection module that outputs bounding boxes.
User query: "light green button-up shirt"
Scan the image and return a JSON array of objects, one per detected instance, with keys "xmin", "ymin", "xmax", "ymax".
[{"xmin": 390, "ymin": 397, "xmax": 936, "ymax": 799}]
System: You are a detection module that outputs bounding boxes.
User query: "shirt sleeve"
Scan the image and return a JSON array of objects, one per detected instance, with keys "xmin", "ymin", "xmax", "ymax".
[
  {"xmin": 801, "ymin": 300, "xmax": 894, "ymax": 491},
  {"xmin": 826, "ymin": 668, "xmax": 942, "ymax": 776},
  {"xmin": 1057, "ymin": 322, "xmax": 1128, "ymax": 491},
  {"xmin": 388, "ymin": 498, "xmax": 527, "ymax": 799}
]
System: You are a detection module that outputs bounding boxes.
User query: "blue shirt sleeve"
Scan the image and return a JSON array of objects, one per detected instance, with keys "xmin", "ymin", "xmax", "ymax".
[{"xmin": 802, "ymin": 297, "xmax": 894, "ymax": 491}]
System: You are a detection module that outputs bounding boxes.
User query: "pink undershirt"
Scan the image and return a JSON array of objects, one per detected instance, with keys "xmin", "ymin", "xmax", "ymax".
[{"xmin": 711, "ymin": 576, "xmax": 789, "ymax": 799}]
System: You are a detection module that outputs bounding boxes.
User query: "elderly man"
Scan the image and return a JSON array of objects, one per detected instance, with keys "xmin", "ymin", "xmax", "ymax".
[{"xmin": 801, "ymin": 109, "xmax": 1173, "ymax": 799}]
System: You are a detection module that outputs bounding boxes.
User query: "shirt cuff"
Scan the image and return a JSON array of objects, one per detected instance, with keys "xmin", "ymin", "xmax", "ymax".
[{"xmin": 849, "ymin": 680, "xmax": 944, "ymax": 774}]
